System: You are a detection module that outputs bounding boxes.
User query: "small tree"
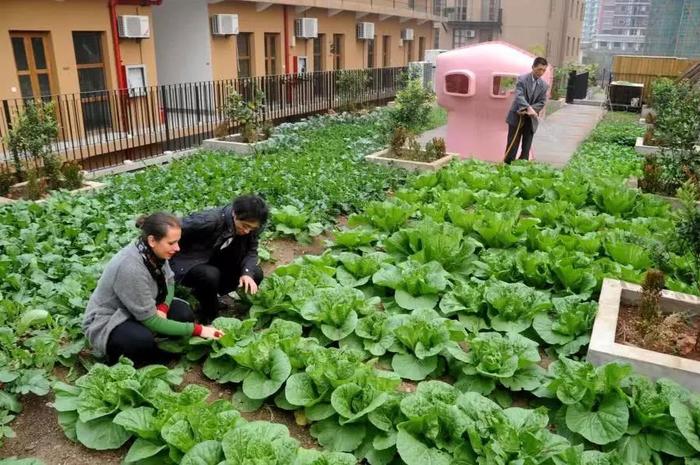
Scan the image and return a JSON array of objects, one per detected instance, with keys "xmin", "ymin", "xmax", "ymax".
[
  {"xmin": 5, "ymin": 100, "xmax": 59, "ymax": 182},
  {"xmin": 335, "ymin": 70, "xmax": 371, "ymax": 112},
  {"xmin": 223, "ymin": 86, "xmax": 266, "ymax": 143},
  {"xmin": 387, "ymin": 78, "xmax": 435, "ymax": 134}
]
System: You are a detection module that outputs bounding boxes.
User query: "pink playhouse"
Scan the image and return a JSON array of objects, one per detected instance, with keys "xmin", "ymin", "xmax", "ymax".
[{"xmin": 435, "ymin": 41, "xmax": 553, "ymax": 162}]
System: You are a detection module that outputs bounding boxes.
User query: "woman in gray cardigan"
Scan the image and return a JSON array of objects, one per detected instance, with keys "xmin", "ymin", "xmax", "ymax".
[{"xmin": 83, "ymin": 212, "xmax": 223, "ymax": 366}]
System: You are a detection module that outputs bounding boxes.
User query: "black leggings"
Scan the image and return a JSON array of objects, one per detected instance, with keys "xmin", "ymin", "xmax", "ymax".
[{"xmin": 106, "ymin": 298, "xmax": 194, "ymax": 366}]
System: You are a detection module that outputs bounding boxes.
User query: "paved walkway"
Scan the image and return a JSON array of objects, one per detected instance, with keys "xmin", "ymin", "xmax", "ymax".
[{"xmin": 418, "ymin": 102, "xmax": 605, "ymax": 168}]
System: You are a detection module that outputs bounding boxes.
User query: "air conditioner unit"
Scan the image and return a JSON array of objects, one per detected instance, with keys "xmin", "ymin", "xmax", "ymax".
[
  {"xmin": 118, "ymin": 15, "xmax": 150, "ymax": 39},
  {"xmin": 211, "ymin": 14, "xmax": 239, "ymax": 36},
  {"xmin": 357, "ymin": 22, "xmax": 375, "ymax": 40},
  {"xmin": 466, "ymin": 30, "xmax": 476, "ymax": 38},
  {"xmin": 295, "ymin": 18, "xmax": 318, "ymax": 38},
  {"xmin": 401, "ymin": 28, "xmax": 414, "ymax": 41}
]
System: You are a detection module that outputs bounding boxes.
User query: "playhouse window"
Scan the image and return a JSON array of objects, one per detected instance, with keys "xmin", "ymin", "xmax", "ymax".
[
  {"xmin": 445, "ymin": 73, "xmax": 471, "ymax": 95},
  {"xmin": 492, "ymin": 74, "xmax": 517, "ymax": 98}
]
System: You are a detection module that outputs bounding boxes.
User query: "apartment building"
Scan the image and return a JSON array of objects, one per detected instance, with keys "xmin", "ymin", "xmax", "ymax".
[
  {"xmin": 591, "ymin": 0, "xmax": 650, "ymax": 54},
  {"xmin": 1, "ymin": 0, "xmax": 441, "ymax": 101},
  {"xmin": 440, "ymin": 0, "xmax": 583, "ymax": 66}
]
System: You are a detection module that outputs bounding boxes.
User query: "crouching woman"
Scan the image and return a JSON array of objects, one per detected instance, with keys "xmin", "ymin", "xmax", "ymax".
[{"xmin": 83, "ymin": 212, "xmax": 223, "ymax": 366}]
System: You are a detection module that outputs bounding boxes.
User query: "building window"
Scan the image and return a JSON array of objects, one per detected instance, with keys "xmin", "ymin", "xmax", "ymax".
[
  {"xmin": 487, "ymin": 0, "xmax": 498, "ymax": 21},
  {"xmin": 367, "ymin": 38, "xmax": 375, "ymax": 68},
  {"xmin": 433, "ymin": 28, "xmax": 440, "ymax": 49},
  {"xmin": 566, "ymin": 36, "xmax": 571, "ymax": 56},
  {"xmin": 313, "ymin": 33, "xmax": 325, "ymax": 72},
  {"xmin": 12, "ymin": 32, "xmax": 57, "ymax": 99},
  {"xmin": 382, "ymin": 35, "xmax": 391, "ymax": 67},
  {"xmin": 332, "ymin": 34, "xmax": 344, "ymax": 70},
  {"xmin": 264, "ymin": 33, "xmax": 279, "ymax": 75},
  {"xmin": 72, "ymin": 31, "xmax": 111, "ymax": 130},
  {"xmin": 453, "ymin": 28, "xmax": 472, "ymax": 48},
  {"xmin": 237, "ymin": 33, "xmax": 252, "ymax": 77},
  {"xmin": 406, "ymin": 40, "xmax": 413, "ymax": 64},
  {"xmin": 418, "ymin": 36, "xmax": 425, "ymax": 61}
]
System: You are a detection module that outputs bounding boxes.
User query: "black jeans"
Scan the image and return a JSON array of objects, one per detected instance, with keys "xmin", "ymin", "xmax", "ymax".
[
  {"xmin": 504, "ymin": 115, "xmax": 534, "ymax": 164},
  {"xmin": 181, "ymin": 248, "xmax": 263, "ymax": 323},
  {"xmin": 106, "ymin": 298, "xmax": 194, "ymax": 366}
]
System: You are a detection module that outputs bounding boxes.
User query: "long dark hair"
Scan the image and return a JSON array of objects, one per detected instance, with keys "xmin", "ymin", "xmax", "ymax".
[{"xmin": 135, "ymin": 212, "xmax": 181, "ymax": 241}]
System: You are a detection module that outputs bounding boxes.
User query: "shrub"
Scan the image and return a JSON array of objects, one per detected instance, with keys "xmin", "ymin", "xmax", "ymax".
[
  {"xmin": 0, "ymin": 170, "xmax": 14, "ymax": 197},
  {"xmin": 335, "ymin": 70, "xmax": 371, "ymax": 112},
  {"xmin": 61, "ymin": 162, "xmax": 84, "ymax": 190},
  {"xmin": 4, "ymin": 101, "xmax": 58, "ymax": 181},
  {"xmin": 653, "ymin": 79, "xmax": 700, "ymax": 150},
  {"xmin": 223, "ymin": 86, "xmax": 265, "ymax": 143},
  {"xmin": 424, "ymin": 137, "xmax": 447, "ymax": 161},
  {"xmin": 387, "ymin": 78, "xmax": 434, "ymax": 134},
  {"xmin": 24, "ymin": 169, "xmax": 44, "ymax": 200}
]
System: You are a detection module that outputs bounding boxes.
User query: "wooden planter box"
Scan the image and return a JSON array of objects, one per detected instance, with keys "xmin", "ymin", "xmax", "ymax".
[
  {"xmin": 588, "ymin": 278, "xmax": 700, "ymax": 391},
  {"xmin": 0, "ymin": 180, "xmax": 106, "ymax": 205},
  {"xmin": 201, "ymin": 134, "xmax": 265, "ymax": 155},
  {"xmin": 365, "ymin": 148, "xmax": 457, "ymax": 172}
]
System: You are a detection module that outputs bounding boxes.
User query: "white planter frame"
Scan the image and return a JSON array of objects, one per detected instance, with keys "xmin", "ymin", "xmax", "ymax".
[
  {"xmin": 588, "ymin": 278, "xmax": 700, "ymax": 391},
  {"xmin": 365, "ymin": 148, "xmax": 457, "ymax": 172}
]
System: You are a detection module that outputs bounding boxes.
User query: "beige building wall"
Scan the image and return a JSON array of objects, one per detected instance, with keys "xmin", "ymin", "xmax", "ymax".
[
  {"xmin": 500, "ymin": 0, "xmax": 583, "ymax": 66},
  {"xmin": 0, "ymin": 0, "xmax": 158, "ymax": 101},
  {"xmin": 442, "ymin": 0, "xmax": 583, "ymax": 66},
  {"xmin": 2, "ymin": 0, "xmax": 435, "ymax": 100},
  {"xmin": 209, "ymin": 1, "xmax": 434, "ymax": 80}
]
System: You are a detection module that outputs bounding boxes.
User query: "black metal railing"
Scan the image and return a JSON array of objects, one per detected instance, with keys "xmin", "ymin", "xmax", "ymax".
[{"xmin": 0, "ymin": 67, "xmax": 407, "ymax": 172}]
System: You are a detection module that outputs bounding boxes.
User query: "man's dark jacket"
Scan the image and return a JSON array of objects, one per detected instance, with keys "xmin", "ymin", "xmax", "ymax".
[{"xmin": 171, "ymin": 204, "xmax": 260, "ymax": 282}]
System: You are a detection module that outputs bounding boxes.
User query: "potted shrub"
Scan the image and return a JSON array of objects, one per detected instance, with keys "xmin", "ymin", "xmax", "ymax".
[
  {"xmin": 1, "ymin": 101, "xmax": 101, "ymax": 202},
  {"xmin": 203, "ymin": 86, "xmax": 269, "ymax": 155}
]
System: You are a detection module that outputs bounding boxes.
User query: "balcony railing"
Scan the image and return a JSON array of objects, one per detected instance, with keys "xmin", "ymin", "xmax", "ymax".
[{"xmin": 1, "ymin": 67, "xmax": 407, "ymax": 172}]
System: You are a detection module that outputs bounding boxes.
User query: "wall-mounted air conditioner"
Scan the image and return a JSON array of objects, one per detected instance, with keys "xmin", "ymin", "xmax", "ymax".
[
  {"xmin": 357, "ymin": 22, "xmax": 375, "ymax": 40},
  {"xmin": 401, "ymin": 28, "xmax": 414, "ymax": 41},
  {"xmin": 211, "ymin": 14, "xmax": 239, "ymax": 36},
  {"xmin": 466, "ymin": 30, "xmax": 476, "ymax": 38},
  {"xmin": 295, "ymin": 18, "xmax": 318, "ymax": 38},
  {"xmin": 118, "ymin": 15, "xmax": 150, "ymax": 39}
]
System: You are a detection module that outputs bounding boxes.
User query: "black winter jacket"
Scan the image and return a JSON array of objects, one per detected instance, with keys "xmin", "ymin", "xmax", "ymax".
[{"xmin": 171, "ymin": 204, "xmax": 261, "ymax": 282}]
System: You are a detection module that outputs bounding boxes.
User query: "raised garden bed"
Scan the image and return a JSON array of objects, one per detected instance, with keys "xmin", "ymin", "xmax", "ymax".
[
  {"xmin": 365, "ymin": 147, "xmax": 457, "ymax": 171},
  {"xmin": 0, "ymin": 180, "xmax": 106, "ymax": 204},
  {"xmin": 201, "ymin": 133, "xmax": 267, "ymax": 155},
  {"xmin": 634, "ymin": 136, "xmax": 660, "ymax": 155},
  {"xmin": 588, "ymin": 278, "xmax": 700, "ymax": 391}
]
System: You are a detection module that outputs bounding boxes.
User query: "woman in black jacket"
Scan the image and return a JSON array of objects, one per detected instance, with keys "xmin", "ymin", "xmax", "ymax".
[{"xmin": 170, "ymin": 195, "xmax": 268, "ymax": 323}]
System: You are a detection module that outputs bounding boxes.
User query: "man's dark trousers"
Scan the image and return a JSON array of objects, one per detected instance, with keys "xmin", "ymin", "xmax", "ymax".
[{"xmin": 504, "ymin": 115, "xmax": 534, "ymax": 164}]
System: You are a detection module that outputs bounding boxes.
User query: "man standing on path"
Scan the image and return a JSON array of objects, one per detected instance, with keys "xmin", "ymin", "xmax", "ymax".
[{"xmin": 503, "ymin": 57, "xmax": 549, "ymax": 164}]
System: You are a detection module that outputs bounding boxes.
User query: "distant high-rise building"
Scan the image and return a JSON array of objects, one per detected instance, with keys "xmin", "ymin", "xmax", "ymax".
[
  {"xmin": 591, "ymin": 0, "xmax": 650, "ymax": 55},
  {"xmin": 645, "ymin": 0, "xmax": 700, "ymax": 58},
  {"xmin": 581, "ymin": 0, "xmax": 601, "ymax": 50}
]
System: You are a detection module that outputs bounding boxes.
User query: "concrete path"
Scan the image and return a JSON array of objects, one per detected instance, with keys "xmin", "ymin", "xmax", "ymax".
[
  {"xmin": 418, "ymin": 102, "xmax": 605, "ymax": 168},
  {"xmin": 532, "ymin": 102, "xmax": 605, "ymax": 167}
]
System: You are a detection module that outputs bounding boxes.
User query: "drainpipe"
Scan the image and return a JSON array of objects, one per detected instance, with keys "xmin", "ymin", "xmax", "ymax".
[
  {"xmin": 108, "ymin": 0, "xmax": 163, "ymax": 90},
  {"xmin": 283, "ymin": 5, "xmax": 290, "ymax": 74}
]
